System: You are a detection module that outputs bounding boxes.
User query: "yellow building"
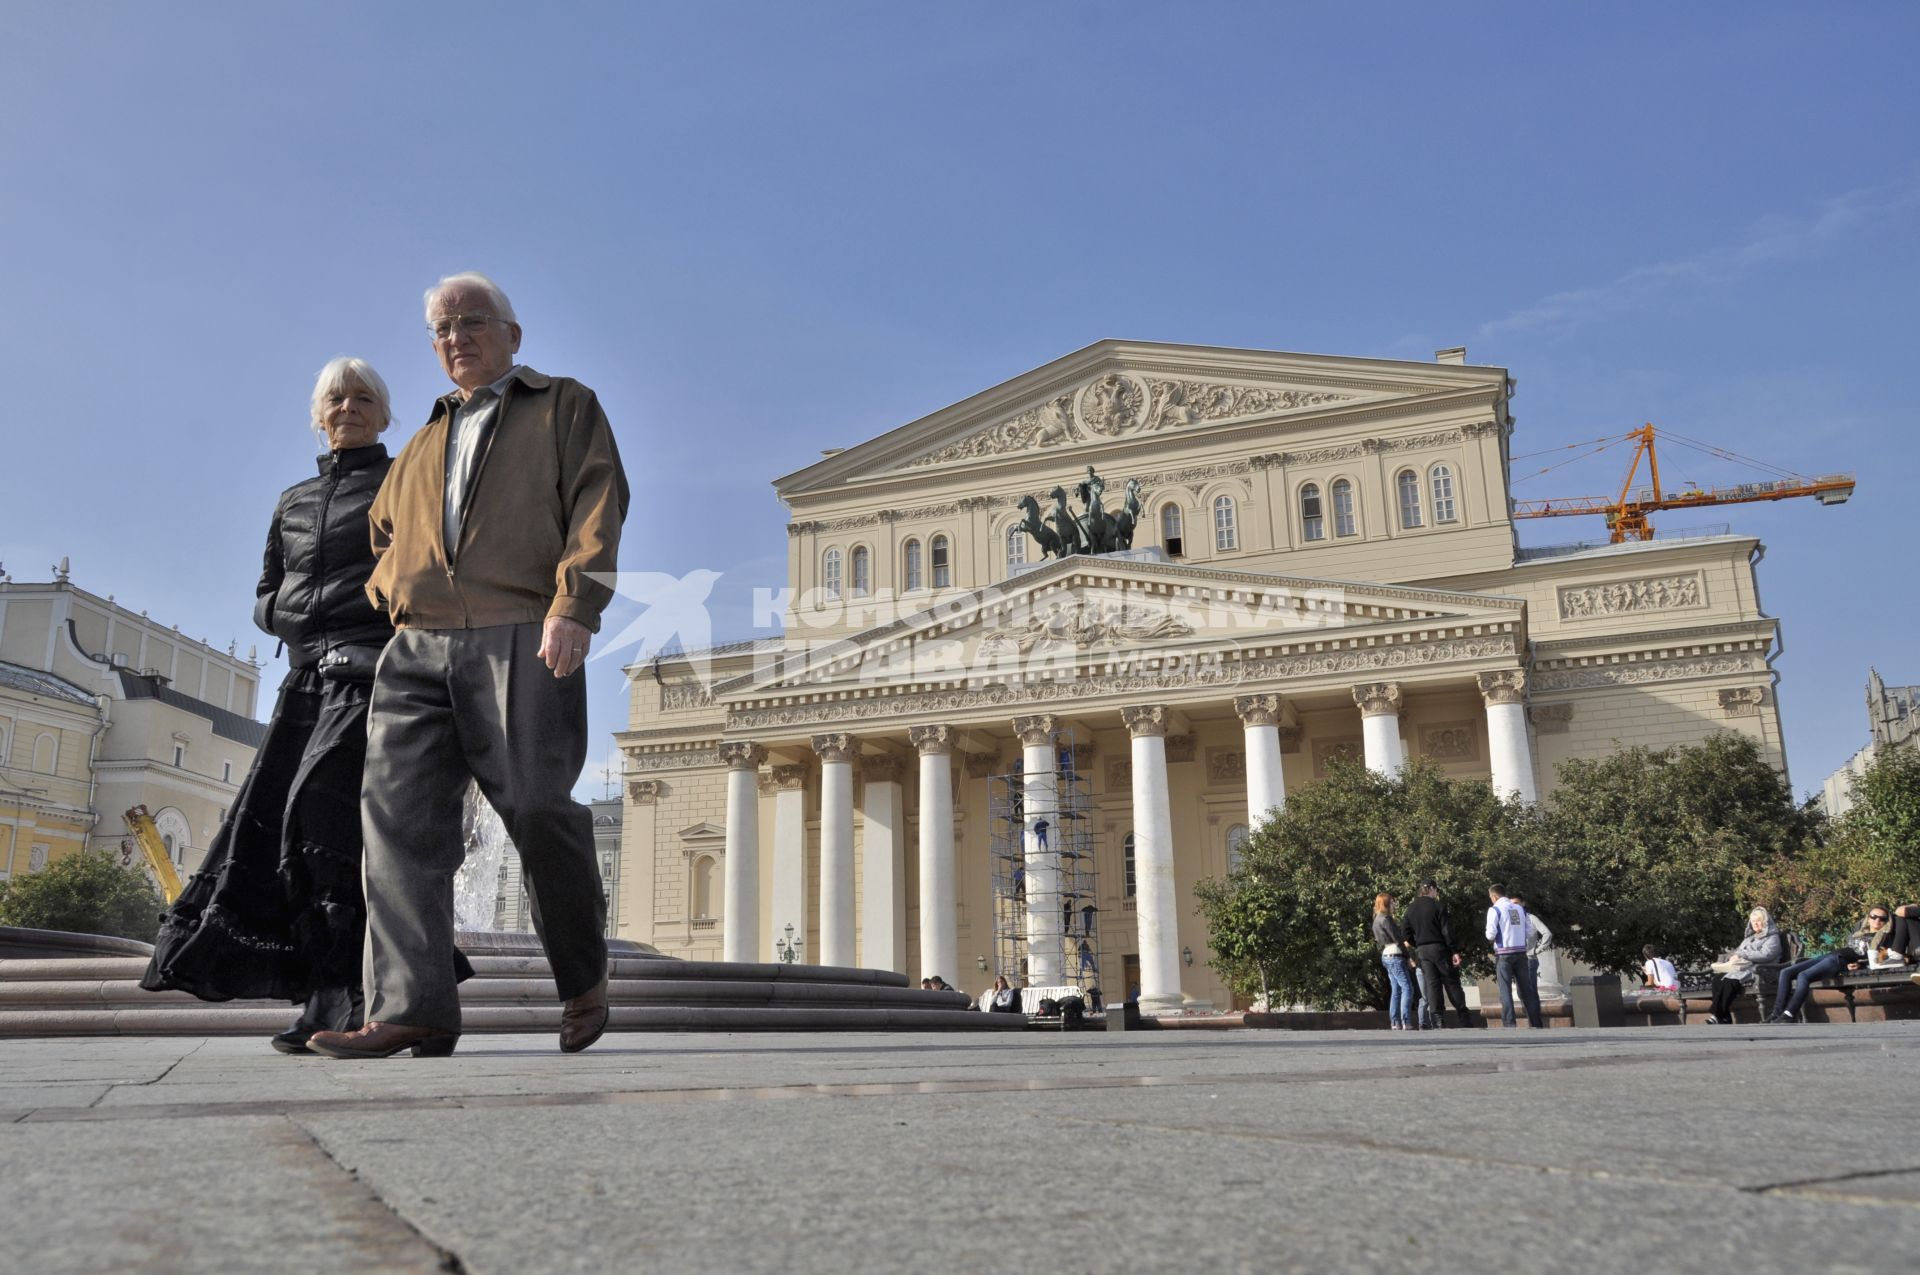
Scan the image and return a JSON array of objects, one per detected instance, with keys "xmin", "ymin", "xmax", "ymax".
[
  {"xmin": 617, "ymin": 342, "xmax": 1788, "ymax": 1010},
  {"xmin": 0, "ymin": 567, "xmax": 265, "ymax": 882}
]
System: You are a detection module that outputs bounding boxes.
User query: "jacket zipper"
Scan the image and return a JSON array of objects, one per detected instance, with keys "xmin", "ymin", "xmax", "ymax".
[{"xmin": 312, "ymin": 453, "xmax": 344, "ymax": 637}]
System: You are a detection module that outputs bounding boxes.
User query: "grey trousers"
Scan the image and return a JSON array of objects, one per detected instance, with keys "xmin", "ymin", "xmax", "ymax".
[{"xmin": 361, "ymin": 623, "xmax": 606, "ymax": 1031}]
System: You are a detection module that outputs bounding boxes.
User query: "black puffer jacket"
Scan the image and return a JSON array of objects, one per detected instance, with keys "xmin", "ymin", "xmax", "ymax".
[{"xmin": 253, "ymin": 444, "xmax": 394, "ymax": 666}]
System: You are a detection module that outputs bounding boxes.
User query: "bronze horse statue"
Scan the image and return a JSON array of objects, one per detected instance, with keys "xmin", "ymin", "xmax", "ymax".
[{"xmin": 1017, "ymin": 494, "xmax": 1065, "ymax": 560}]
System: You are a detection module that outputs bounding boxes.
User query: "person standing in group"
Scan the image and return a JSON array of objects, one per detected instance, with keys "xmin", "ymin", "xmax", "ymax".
[
  {"xmin": 1372, "ymin": 892, "xmax": 1416, "ymax": 1030},
  {"xmin": 309, "ymin": 273, "xmax": 629, "ymax": 1060},
  {"xmin": 1403, "ymin": 881, "xmax": 1473, "ymax": 1028},
  {"xmin": 1507, "ymin": 890, "xmax": 1552, "ymax": 992},
  {"xmin": 1486, "ymin": 884, "xmax": 1544, "ymax": 1029}
]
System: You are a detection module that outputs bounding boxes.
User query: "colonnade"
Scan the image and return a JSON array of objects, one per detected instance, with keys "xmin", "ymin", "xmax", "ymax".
[{"xmin": 716, "ymin": 670, "xmax": 1540, "ymax": 1009}]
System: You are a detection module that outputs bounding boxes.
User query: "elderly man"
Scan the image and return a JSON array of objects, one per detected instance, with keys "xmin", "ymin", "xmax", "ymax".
[{"xmin": 311, "ymin": 272, "xmax": 628, "ymax": 1059}]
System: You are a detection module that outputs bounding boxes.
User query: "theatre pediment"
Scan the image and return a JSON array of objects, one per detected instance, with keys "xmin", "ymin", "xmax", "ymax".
[
  {"xmin": 718, "ymin": 558, "xmax": 1524, "ymax": 704},
  {"xmin": 776, "ymin": 341, "xmax": 1506, "ymax": 494}
]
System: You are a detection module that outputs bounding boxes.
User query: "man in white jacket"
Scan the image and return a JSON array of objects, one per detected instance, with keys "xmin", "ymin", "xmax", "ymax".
[{"xmin": 1486, "ymin": 884, "xmax": 1544, "ymax": 1029}]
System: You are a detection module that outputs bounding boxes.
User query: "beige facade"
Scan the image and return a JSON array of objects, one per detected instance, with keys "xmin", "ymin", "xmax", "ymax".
[
  {"xmin": 615, "ymin": 341, "xmax": 1787, "ymax": 1010},
  {"xmin": 0, "ymin": 572, "xmax": 264, "ymax": 880}
]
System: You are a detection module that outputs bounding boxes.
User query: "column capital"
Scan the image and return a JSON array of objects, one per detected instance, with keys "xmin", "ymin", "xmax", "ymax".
[
  {"xmin": 909, "ymin": 723, "xmax": 954, "ymax": 755},
  {"xmin": 769, "ymin": 764, "xmax": 809, "ymax": 791},
  {"xmin": 1352, "ymin": 681, "xmax": 1403, "ymax": 718},
  {"xmin": 1011, "ymin": 714, "xmax": 1057, "ymax": 747},
  {"xmin": 1233, "ymin": 693, "xmax": 1287, "ymax": 728},
  {"xmin": 718, "ymin": 741, "xmax": 767, "ymax": 772},
  {"xmin": 860, "ymin": 754, "xmax": 905, "ymax": 784},
  {"xmin": 1476, "ymin": 670, "xmax": 1528, "ymax": 706},
  {"xmin": 811, "ymin": 732, "xmax": 859, "ymax": 764},
  {"xmin": 1122, "ymin": 704, "xmax": 1170, "ymax": 738}
]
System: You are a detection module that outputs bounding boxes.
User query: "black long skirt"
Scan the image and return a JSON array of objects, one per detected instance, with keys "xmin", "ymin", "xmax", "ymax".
[{"xmin": 141, "ymin": 668, "xmax": 372, "ymax": 1002}]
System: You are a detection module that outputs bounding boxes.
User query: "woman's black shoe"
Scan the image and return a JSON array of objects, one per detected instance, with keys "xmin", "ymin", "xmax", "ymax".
[{"xmin": 268, "ymin": 985, "xmax": 363, "ymax": 1055}]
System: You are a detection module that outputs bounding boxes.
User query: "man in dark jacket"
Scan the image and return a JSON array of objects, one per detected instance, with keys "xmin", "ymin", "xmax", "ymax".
[
  {"xmin": 310, "ymin": 272, "xmax": 629, "ymax": 1061},
  {"xmin": 1403, "ymin": 881, "xmax": 1474, "ymax": 1028}
]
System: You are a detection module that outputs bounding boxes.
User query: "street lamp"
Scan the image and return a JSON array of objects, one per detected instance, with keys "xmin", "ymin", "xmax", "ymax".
[
  {"xmin": 775, "ymin": 923, "xmax": 803, "ymax": 965},
  {"xmin": 1182, "ymin": 946, "xmax": 1194, "ymax": 967}
]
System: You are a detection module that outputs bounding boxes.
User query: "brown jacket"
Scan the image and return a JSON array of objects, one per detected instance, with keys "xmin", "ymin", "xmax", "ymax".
[{"xmin": 366, "ymin": 367, "xmax": 629, "ymax": 632}]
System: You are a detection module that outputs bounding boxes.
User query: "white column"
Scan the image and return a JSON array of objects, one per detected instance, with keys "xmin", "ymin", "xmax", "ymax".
[
  {"xmin": 1353, "ymin": 682, "xmax": 1406, "ymax": 777},
  {"xmin": 909, "ymin": 724, "xmax": 957, "ymax": 985},
  {"xmin": 813, "ymin": 732, "xmax": 858, "ymax": 968},
  {"xmin": 859, "ymin": 754, "xmax": 906, "ymax": 973},
  {"xmin": 769, "ymin": 763, "xmax": 809, "ymax": 964},
  {"xmin": 1479, "ymin": 671, "xmax": 1539, "ymax": 804},
  {"xmin": 1012, "ymin": 714, "xmax": 1063, "ymax": 987},
  {"xmin": 1123, "ymin": 705, "xmax": 1182, "ymax": 1013},
  {"xmin": 719, "ymin": 742, "xmax": 766, "ymax": 964},
  {"xmin": 1234, "ymin": 693, "xmax": 1288, "ymax": 825}
]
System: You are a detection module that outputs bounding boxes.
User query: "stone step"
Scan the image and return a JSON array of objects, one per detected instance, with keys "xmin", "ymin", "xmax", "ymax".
[
  {"xmin": 0, "ymin": 976, "xmax": 977, "ymax": 1013},
  {"xmin": 0, "ymin": 1003, "xmax": 1009, "ymax": 1037}
]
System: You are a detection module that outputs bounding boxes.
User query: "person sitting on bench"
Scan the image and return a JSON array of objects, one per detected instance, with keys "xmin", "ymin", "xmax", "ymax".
[{"xmin": 1766, "ymin": 908, "xmax": 1888, "ymax": 1023}]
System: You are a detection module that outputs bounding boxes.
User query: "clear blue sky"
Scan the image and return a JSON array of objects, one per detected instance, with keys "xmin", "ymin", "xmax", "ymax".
[{"xmin": 3, "ymin": 3, "xmax": 1914, "ymax": 799}]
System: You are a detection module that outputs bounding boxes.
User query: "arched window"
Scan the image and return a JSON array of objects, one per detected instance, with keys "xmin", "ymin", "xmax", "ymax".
[
  {"xmin": 903, "ymin": 539, "xmax": 923, "ymax": 592},
  {"xmin": 1300, "ymin": 484, "xmax": 1325, "ymax": 541},
  {"xmin": 692, "ymin": 855, "xmax": 717, "ymax": 919},
  {"xmin": 154, "ymin": 808, "xmax": 191, "ymax": 867},
  {"xmin": 850, "ymin": 546, "xmax": 871, "ymax": 597},
  {"xmin": 1332, "ymin": 479, "xmax": 1357, "ymax": 537},
  {"xmin": 1430, "ymin": 463, "xmax": 1458, "ymax": 523},
  {"xmin": 1213, "ymin": 495, "xmax": 1238, "ymax": 551},
  {"xmin": 821, "ymin": 548, "xmax": 842, "ymax": 601},
  {"xmin": 1160, "ymin": 504, "xmax": 1185, "ymax": 557},
  {"xmin": 1397, "ymin": 469, "xmax": 1423, "ymax": 529},
  {"xmin": 931, "ymin": 535, "xmax": 951, "ymax": 588},
  {"xmin": 1123, "ymin": 832, "xmax": 1137, "ymax": 898},
  {"xmin": 1005, "ymin": 526, "xmax": 1026, "ymax": 572},
  {"xmin": 31, "ymin": 733, "xmax": 56, "ymax": 775},
  {"xmin": 1226, "ymin": 823, "xmax": 1250, "ymax": 872}
]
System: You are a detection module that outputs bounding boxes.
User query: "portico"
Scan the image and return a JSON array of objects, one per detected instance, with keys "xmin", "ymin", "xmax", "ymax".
[{"xmin": 693, "ymin": 555, "xmax": 1538, "ymax": 1010}]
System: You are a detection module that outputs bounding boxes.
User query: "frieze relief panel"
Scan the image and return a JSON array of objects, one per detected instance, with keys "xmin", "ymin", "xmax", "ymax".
[
  {"xmin": 900, "ymin": 374, "xmax": 1362, "ymax": 469},
  {"xmin": 660, "ymin": 682, "xmax": 716, "ymax": 712},
  {"xmin": 725, "ymin": 636, "xmax": 1520, "ymax": 731},
  {"xmin": 1420, "ymin": 721, "xmax": 1478, "ymax": 762},
  {"xmin": 1557, "ymin": 573, "xmax": 1705, "ymax": 622},
  {"xmin": 1312, "ymin": 737, "xmax": 1363, "ymax": 779},
  {"xmin": 1206, "ymin": 748, "xmax": 1247, "ymax": 784}
]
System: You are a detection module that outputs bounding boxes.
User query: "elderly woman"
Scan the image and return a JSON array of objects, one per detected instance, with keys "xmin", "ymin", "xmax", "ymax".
[
  {"xmin": 1703, "ymin": 906, "xmax": 1783, "ymax": 1024},
  {"xmin": 142, "ymin": 358, "xmax": 462, "ymax": 1052}
]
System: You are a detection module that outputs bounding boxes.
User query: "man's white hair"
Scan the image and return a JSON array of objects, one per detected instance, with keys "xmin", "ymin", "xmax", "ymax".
[
  {"xmin": 424, "ymin": 271, "xmax": 518, "ymax": 324},
  {"xmin": 309, "ymin": 356, "xmax": 393, "ymax": 446}
]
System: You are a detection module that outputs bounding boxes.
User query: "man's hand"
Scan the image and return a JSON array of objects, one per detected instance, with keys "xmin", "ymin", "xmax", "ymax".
[
  {"xmin": 540, "ymin": 616, "xmax": 592, "ymax": 678},
  {"xmin": 1450, "ymin": 953, "xmax": 1461, "ymax": 968}
]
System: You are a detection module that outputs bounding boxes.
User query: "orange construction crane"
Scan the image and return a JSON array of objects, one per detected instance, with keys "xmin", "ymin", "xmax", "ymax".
[{"xmin": 1510, "ymin": 423, "xmax": 1855, "ymax": 543}]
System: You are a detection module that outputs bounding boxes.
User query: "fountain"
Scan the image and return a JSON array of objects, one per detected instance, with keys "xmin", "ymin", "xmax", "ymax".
[{"xmin": 453, "ymin": 782, "xmax": 509, "ymax": 933}]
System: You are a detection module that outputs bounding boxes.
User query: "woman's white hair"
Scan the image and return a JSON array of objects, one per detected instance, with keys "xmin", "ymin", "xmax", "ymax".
[
  {"xmin": 424, "ymin": 271, "xmax": 517, "ymax": 324},
  {"xmin": 309, "ymin": 356, "xmax": 393, "ymax": 446}
]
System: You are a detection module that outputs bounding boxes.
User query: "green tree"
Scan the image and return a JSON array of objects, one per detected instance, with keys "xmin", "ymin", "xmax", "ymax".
[
  {"xmin": 1536, "ymin": 732, "xmax": 1816, "ymax": 972},
  {"xmin": 1195, "ymin": 760, "xmax": 1545, "ymax": 1011},
  {"xmin": 0, "ymin": 850, "xmax": 163, "ymax": 942},
  {"xmin": 1748, "ymin": 746, "xmax": 1920, "ymax": 942}
]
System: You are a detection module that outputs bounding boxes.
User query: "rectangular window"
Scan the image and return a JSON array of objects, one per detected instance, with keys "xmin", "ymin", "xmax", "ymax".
[
  {"xmin": 221, "ymin": 760, "xmax": 233, "ymax": 783},
  {"xmin": 172, "ymin": 744, "xmax": 185, "ymax": 768}
]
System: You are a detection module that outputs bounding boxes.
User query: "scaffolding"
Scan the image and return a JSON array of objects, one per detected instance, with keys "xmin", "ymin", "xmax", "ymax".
[{"xmin": 989, "ymin": 732, "xmax": 1103, "ymax": 998}]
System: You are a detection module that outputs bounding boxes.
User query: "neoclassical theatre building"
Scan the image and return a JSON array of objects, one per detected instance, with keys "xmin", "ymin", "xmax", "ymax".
[{"xmin": 615, "ymin": 341, "xmax": 1785, "ymax": 1011}]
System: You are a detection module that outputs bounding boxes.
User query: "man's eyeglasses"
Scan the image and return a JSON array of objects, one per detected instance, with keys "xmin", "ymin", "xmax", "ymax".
[{"xmin": 428, "ymin": 314, "xmax": 502, "ymax": 341}]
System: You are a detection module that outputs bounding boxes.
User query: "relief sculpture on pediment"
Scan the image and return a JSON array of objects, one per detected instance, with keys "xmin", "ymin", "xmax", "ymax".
[
  {"xmin": 975, "ymin": 598, "xmax": 1196, "ymax": 658},
  {"xmin": 903, "ymin": 374, "xmax": 1358, "ymax": 468}
]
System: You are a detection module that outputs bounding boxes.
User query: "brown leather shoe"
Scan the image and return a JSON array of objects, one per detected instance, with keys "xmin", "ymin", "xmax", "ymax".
[
  {"xmin": 308, "ymin": 1020, "xmax": 459, "ymax": 1059},
  {"xmin": 559, "ymin": 976, "xmax": 609, "ymax": 1053}
]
